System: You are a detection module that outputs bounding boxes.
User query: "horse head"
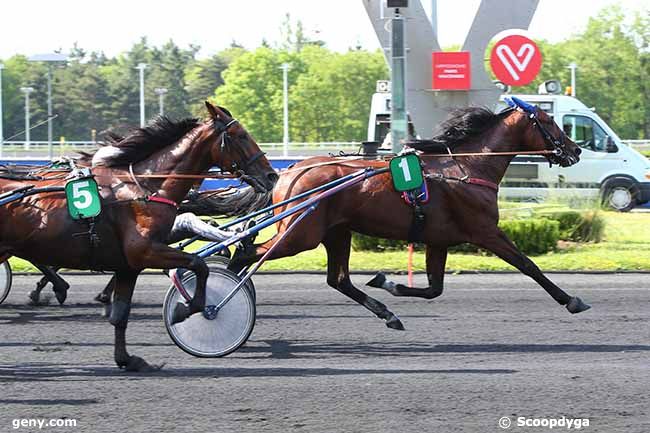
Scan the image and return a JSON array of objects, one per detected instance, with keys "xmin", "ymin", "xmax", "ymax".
[
  {"xmin": 203, "ymin": 101, "xmax": 278, "ymax": 193},
  {"xmin": 506, "ymin": 97, "xmax": 581, "ymax": 167}
]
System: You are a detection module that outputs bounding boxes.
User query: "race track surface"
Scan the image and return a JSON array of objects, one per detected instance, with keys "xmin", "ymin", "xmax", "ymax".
[{"xmin": 0, "ymin": 273, "xmax": 648, "ymax": 432}]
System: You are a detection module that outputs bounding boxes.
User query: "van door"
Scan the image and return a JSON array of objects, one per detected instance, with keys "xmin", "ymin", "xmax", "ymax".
[{"xmin": 558, "ymin": 114, "xmax": 625, "ymax": 191}]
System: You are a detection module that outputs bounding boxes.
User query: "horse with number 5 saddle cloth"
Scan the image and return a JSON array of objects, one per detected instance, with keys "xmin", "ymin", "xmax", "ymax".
[
  {"xmin": 0, "ymin": 102, "xmax": 278, "ymax": 371},
  {"xmin": 228, "ymin": 98, "xmax": 590, "ymax": 330}
]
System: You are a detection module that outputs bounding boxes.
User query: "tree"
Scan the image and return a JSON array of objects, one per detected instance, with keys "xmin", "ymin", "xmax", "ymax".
[
  {"xmin": 291, "ymin": 47, "xmax": 388, "ymax": 141},
  {"xmin": 215, "ymin": 47, "xmax": 305, "ymax": 142}
]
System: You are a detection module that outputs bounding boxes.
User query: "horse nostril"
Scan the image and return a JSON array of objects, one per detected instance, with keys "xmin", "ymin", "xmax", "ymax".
[
  {"xmin": 574, "ymin": 147, "xmax": 581, "ymax": 156},
  {"xmin": 268, "ymin": 172, "xmax": 279, "ymax": 184}
]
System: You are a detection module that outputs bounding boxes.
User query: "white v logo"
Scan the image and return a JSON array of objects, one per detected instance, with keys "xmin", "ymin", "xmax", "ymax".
[{"xmin": 495, "ymin": 44, "xmax": 535, "ymax": 81}]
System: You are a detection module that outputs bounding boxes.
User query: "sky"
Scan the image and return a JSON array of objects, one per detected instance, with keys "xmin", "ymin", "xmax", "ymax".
[{"xmin": 0, "ymin": 0, "xmax": 647, "ymax": 59}]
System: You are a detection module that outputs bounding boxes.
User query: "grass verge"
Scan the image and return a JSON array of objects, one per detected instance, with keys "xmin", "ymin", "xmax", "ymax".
[{"xmin": 8, "ymin": 211, "xmax": 649, "ymax": 273}]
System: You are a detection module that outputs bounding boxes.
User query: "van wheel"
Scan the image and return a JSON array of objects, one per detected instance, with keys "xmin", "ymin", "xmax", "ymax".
[{"xmin": 602, "ymin": 180, "xmax": 638, "ymax": 212}]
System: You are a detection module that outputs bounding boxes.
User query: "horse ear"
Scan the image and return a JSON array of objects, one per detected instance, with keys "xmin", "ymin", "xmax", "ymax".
[{"xmin": 205, "ymin": 101, "xmax": 222, "ymax": 119}]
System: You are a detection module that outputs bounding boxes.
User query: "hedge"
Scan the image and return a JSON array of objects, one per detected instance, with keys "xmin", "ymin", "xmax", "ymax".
[{"xmin": 351, "ymin": 209, "xmax": 604, "ymax": 256}]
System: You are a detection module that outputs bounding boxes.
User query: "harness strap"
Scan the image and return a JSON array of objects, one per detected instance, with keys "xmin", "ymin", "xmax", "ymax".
[
  {"xmin": 466, "ymin": 177, "xmax": 499, "ymax": 192},
  {"xmin": 146, "ymin": 195, "xmax": 179, "ymax": 209}
]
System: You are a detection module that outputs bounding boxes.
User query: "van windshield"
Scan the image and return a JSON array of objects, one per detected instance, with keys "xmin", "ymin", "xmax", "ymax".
[{"xmin": 563, "ymin": 115, "xmax": 607, "ymax": 152}]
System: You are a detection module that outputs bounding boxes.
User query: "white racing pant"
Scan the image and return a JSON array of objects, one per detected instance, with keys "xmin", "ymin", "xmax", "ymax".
[{"xmin": 169, "ymin": 213, "xmax": 232, "ymax": 243}]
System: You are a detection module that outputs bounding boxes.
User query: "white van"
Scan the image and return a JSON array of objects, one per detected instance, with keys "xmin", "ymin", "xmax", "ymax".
[
  {"xmin": 499, "ymin": 94, "xmax": 650, "ymax": 211},
  {"xmin": 366, "ymin": 88, "xmax": 650, "ymax": 211}
]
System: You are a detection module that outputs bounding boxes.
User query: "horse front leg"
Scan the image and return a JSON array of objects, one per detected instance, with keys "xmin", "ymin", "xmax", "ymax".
[
  {"xmin": 323, "ymin": 227, "xmax": 404, "ymax": 330},
  {"xmin": 475, "ymin": 228, "xmax": 590, "ymax": 313},
  {"xmin": 110, "ymin": 270, "xmax": 160, "ymax": 372},
  {"xmin": 127, "ymin": 242, "xmax": 208, "ymax": 325},
  {"xmin": 367, "ymin": 245, "xmax": 447, "ymax": 300}
]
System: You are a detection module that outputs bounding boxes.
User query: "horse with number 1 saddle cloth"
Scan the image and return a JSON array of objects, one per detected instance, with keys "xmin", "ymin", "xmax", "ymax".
[{"xmin": 229, "ymin": 98, "xmax": 590, "ymax": 333}]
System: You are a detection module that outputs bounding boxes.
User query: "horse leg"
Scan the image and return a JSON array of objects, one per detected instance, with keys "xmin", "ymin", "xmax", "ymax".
[
  {"xmin": 31, "ymin": 265, "xmax": 68, "ymax": 305},
  {"xmin": 126, "ymin": 243, "xmax": 208, "ymax": 325},
  {"xmin": 476, "ymin": 229, "xmax": 590, "ymax": 313},
  {"xmin": 110, "ymin": 270, "xmax": 160, "ymax": 372},
  {"xmin": 94, "ymin": 275, "xmax": 116, "ymax": 317},
  {"xmin": 367, "ymin": 245, "xmax": 447, "ymax": 300},
  {"xmin": 323, "ymin": 227, "xmax": 405, "ymax": 330}
]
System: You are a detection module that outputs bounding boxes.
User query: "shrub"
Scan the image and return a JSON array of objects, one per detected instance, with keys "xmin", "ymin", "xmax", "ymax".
[
  {"xmin": 352, "ymin": 218, "xmax": 561, "ymax": 255},
  {"xmin": 351, "ymin": 234, "xmax": 409, "ymax": 251},
  {"xmin": 538, "ymin": 210, "xmax": 605, "ymax": 242},
  {"xmin": 498, "ymin": 219, "xmax": 560, "ymax": 255}
]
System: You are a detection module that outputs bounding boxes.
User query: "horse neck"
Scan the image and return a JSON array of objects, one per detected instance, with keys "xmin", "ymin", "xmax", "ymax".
[
  {"xmin": 451, "ymin": 116, "xmax": 527, "ymax": 186},
  {"xmin": 136, "ymin": 127, "xmax": 217, "ymax": 201}
]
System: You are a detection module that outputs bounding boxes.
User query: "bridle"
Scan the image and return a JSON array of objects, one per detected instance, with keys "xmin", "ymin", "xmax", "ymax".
[
  {"xmin": 213, "ymin": 117, "xmax": 266, "ymax": 175},
  {"xmin": 525, "ymin": 109, "xmax": 572, "ymax": 165}
]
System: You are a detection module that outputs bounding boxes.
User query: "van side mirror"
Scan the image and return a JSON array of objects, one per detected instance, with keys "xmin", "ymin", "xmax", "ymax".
[{"xmin": 606, "ymin": 136, "xmax": 618, "ymax": 153}]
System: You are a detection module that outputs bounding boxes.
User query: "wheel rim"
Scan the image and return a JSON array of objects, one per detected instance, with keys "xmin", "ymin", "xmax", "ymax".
[
  {"xmin": 609, "ymin": 187, "xmax": 632, "ymax": 210},
  {"xmin": 0, "ymin": 261, "xmax": 12, "ymax": 304},
  {"xmin": 164, "ymin": 268, "xmax": 255, "ymax": 357}
]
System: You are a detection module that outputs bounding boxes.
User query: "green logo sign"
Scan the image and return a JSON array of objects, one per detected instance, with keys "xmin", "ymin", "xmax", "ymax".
[
  {"xmin": 390, "ymin": 154, "xmax": 424, "ymax": 192},
  {"xmin": 65, "ymin": 178, "xmax": 102, "ymax": 219}
]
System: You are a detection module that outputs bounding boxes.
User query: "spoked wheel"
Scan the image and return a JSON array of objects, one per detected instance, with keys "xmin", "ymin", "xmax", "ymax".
[
  {"xmin": 163, "ymin": 267, "xmax": 256, "ymax": 358},
  {"xmin": 0, "ymin": 260, "xmax": 12, "ymax": 305}
]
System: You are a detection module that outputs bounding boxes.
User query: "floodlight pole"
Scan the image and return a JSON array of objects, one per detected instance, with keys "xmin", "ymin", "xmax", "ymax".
[
  {"xmin": 280, "ymin": 63, "xmax": 291, "ymax": 157},
  {"xmin": 567, "ymin": 63, "xmax": 577, "ymax": 97},
  {"xmin": 46, "ymin": 65, "xmax": 54, "ymax": 160},
  {"xmin": 20, "ymin": 87, "xmax": 34, "ymax": 150},
  {"xmin": 28, "ymin": 53, "xmax": 68, "ymax": 160},
  {"xmin": 390, "ymin": 7, "xmax": 408, "ymax": 153},
  {"xmin": 135, "ymin": 63, "xmax": 147, "ymax": 127},
  {"xmin": 0, "ymin": 64, "xmax": 4, "ymax": 159},
  {"xmin": 155, "ymin": 87, "xmax": 168, "ymax": 116}
]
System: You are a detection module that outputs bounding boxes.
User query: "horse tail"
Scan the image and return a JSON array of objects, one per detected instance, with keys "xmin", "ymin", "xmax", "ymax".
[{"xmin": 178, "ymin": 186, "xmax": 272, "ymax": 217}]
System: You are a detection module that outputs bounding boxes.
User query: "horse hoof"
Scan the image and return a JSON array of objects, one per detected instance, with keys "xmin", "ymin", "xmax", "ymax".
[
  {"xmin": 53, "ymin": 284, "xmax": 69, "ymax": 305},
  {"xmin": 170, "ymin": 302, "xmax": 191, "ymax": 325},
  {"xmin": 121, "ymin": 356, "xmax": 164, "ymax": 373},
  {"xmin": 28, "ymin": 290, "xmax": 40, "ymax": 304},
  {"xmin": 566, "ymin": 296, "xmax": 591, "ymax": 314},
  {"xmin": 385, "ymin": 315, "xmax": 405, "ymax": 331},
  {"xmin": 94, "ymin": 293, "xmax": 110, "ymax": 304},
  {"xmin": 367, "ymin": 272, "xmax": 386, "ymax": 288}
]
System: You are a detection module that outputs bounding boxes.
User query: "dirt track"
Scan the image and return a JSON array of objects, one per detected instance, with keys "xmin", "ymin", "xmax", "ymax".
[{"xmin": 0, "ymin": 273, "xmax": 648, "ymax": 432}]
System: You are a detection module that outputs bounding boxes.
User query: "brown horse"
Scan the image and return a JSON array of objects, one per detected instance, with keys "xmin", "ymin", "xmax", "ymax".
[
  {"xmin": 0, "ymin": 102, "xmax": 277, "ymax": 371},
  {"xmin": 230, "ymin": 104, "xmax": 589, "ymax": 330}
]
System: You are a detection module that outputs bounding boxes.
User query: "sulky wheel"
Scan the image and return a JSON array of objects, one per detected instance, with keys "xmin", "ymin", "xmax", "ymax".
[
  {"xmin": 0, "ymin": 260, "xmax": 12, "ymax": 305},
  {"xmin": 163, "ymin": 267, "xmax": 256, "ymax": 357},
  {"xmin": 204, "ymin": 255, "xmax": 256, "ymax": 303}
]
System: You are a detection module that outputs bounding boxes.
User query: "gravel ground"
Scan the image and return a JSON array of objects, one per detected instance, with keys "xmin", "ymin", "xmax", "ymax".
[{"xmin": 0, "ymin": 272, "xmax": 648, "ymax": 433}]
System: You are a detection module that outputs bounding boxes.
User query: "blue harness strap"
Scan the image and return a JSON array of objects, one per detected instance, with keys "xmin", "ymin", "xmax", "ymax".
[{"xmin": 401, "ymin": 180, "xmax": 429, "ymax": 206}]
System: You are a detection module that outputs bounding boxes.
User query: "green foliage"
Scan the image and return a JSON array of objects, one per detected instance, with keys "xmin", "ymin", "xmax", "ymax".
[
  {"xmin": 351, "ymin": 211, "xmax": 607, "ymax": 256},
  {"xmin": 499, "ymin": 219, "xmax": 560, "ymax": 255},
  {"xmin": 350, "ymin": 217, "xmax": 563, "ymax": 256},
  {"xmin": 0, "ymin": 4, "xmax": 646, "ymax": 142},
  {"xmin": 537, "ymin": 210, "xmax": 605, "ymax": 242},
  {"xmin": 514, "ymin": 6, "xmax": 649, "ymax": 139}
]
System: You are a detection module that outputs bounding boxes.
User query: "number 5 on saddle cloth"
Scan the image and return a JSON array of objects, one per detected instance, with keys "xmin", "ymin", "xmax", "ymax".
[
  {"xmin": 389, "ymin": 153, "xmax": 428, "ymax": 243},
  {"xmin": 65, "ymin": 170, "xmax": 102, "ymax": 220}
]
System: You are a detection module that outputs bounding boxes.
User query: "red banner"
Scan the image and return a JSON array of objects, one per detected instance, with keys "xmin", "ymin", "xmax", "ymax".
[{"xmin": 432, "ymin": 51, "xmax": 471, "ymax": 90}]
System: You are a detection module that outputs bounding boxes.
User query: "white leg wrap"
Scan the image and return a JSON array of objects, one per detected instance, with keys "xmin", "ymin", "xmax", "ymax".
[{"xmin": 171, "ymin": 213, "xmax": 232, "ymax": 242}]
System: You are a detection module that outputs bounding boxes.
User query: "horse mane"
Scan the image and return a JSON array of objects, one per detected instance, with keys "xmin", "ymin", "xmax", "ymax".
[
  {"xmin": 407, "ymin": 107, "xmax": 514, "ymax": 153},
  {"xmin": 79, "ymin": 116, "xmax": 200, "ymax": 167}
]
